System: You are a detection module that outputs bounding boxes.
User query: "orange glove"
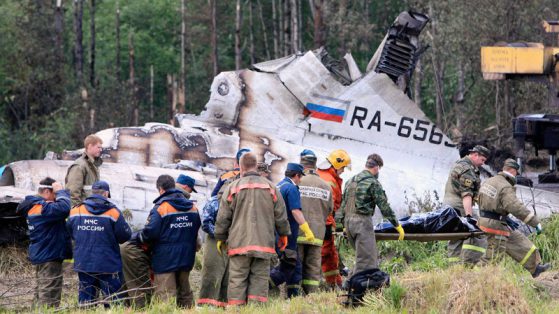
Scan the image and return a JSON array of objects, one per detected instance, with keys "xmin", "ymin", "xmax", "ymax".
[{"xmin": 277, "ymin": 235, "xmax": 288, "ymax": 251}]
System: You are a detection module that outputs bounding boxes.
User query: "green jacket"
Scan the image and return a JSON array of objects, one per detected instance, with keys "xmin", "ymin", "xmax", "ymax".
[
  {"xmin": 215, "ymin": 172, "xmax": 290, "ymax": 259},
  {"xmin": 65, "ymin": 153, "xmax": 102, "ymax": 206},
  {"xmin": 443, "ymin": 156, "xmax": 480, "ymax": 213},
  {"xmin": 340, "ymin": 170, "xmax": 398, "ymax": 226},
  {"xmin": 478, "ymin": 172, "xmax": 540, "ymax": 232},
  {"xmin": 297, "ymin": 169, "xmax": 333, "ymax": 246}
]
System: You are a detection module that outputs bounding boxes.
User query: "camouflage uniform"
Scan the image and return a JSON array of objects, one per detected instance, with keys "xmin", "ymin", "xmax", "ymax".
[
  {"xmin": 340, "ymin": 170, "xmax": 398, "ymax": 274},
  {"xmin": 478, "ymin": 172, "xmax": 543, "ymax": 274},
  {"xmin": 198, "ymin": 196, "xmax": 229, "ymax": 307},
  {"xmin": 443, "ymin": 156, "xmax": 486, "ymax": 264},
  {"xmin": 65, "ymin": 153, "xmax": 102, "ymax": 206},
  {"xmin": 297, "ymin": 169, "xmax": 333, "ymax": 294},
  {"xmin": 215, "ymin": 171, "xmax": 290, "ymax": 305}
]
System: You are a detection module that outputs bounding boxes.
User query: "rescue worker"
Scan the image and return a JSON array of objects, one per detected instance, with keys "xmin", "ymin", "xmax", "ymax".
[
  {"xmin": 270, "ymin": 162, "xmax": 316, "ymax": 297},
  {"xmin": 444, "ymin": 145, "xmax": 489, "ymax": 264},
  {"xmin": 340, "ymin": 154, "xmax": 405, "ymax": 276},
  {"xmin": 120, "ymin": 175, "xmax": 199, "ymax": 308},
  {"xmin": 135, "ymin": 175, "xmax": 201, "ymax": 308},
  {"xmin": 197, "ymin": 195, "xmax": 228, "ymax": 307},
  {"xmin": 16, "ymin": 178, "xmax": 71, "ymax": 308},
  {"xmin": 215, "ymin": 152, "xmax": 291, "ymax": 305},
  {"xmin": 120, "ymin": 235, "xmax": 152, "ymax": 308},
  {"xmin": 67, "ymin": 181, "xmax": 131, "ymax": 306},
  {"xmin": 65, "ymin": 134, "xmax": 103, "ymax": 206},
  {"xmin": 211, "ymin": 148, "xmax": 251, "ymax": 197},
  {"xmin": 317, "ymin": 149, "xmax": 351, "ymax": 288},
  {"xmin": 197, "ymin": 151, "xmax": 251, "ymax": 306},
  {"xmin": 176, "ymin": 174, "xmax": 196, "ymax": 199},
  {"xmin": 478, "ymin": 159, "xmax": 551, "ymax": 277},
  {"xmin": 297, "ymin": 150, "xmax": 333, "ymax": 294}
]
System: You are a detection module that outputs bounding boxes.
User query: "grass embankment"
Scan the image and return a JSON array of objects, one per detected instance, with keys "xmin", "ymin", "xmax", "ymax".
[{"xmin": 2, "ymin": 216, "xmax": 559, "ymax": 313}]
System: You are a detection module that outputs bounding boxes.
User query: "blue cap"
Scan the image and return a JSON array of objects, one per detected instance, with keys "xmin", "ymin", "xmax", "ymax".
[
  {"xmin": 177, "ymin": 174, "xmax": 197, "ymax": 193},
  {"xmin": 286, "ymin": 163, "xmax": 305, "ymax": 175},
  {"xmin": 300, "ymin": 149, "xmax": 316, "ymax": 157},
  {"xmin": 92, "ymin": 180, "xmax": 111, "ymax": 198},
  {"xmin": 236, "ymin": 148, "xmax": 251, "ymax": 162}
]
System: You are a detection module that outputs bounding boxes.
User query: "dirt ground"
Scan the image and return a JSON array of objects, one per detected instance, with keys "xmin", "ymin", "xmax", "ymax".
[{"xmin": 534, "ymin": 271, "xmax": 559, "ymax": 299}]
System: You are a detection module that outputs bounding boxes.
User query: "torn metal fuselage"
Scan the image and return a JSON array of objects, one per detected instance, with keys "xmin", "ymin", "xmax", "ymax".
[{"xmin": 1, "ymin": 11, "xmax": 558, "ymax": 244}]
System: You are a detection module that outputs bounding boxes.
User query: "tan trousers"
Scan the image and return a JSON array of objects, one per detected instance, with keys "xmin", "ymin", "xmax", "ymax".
[
  {"xmin": 35, "ymin": 261, "xmax": 63, "ymax": 308},
  {"xmin": 227, "ymin": 255, "xmax": 270, "ymax": 305},
  {"xmin": 483, "ymin": 229, "xmax": 541, "ymax": 274},
  {"xmin": 298, "ymin": 244, "xmax": 322, "ymax": 294},
  {"xmin": 447, "ymin": 209, "xmax": 486, "ymax": 265},
  {"xmin": 120, "ymin": 242, "xmax": 152, "ymax": 307},
  {"xmin": 153, "ymin": 271, "xmax": 193, "ymax": 308},
  {"xmin": 197, "ymin": 235, "xmax": 229, "ymax": 307}
]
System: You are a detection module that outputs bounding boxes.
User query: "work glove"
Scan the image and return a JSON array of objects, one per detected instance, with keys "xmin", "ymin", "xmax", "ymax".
[
  {"xmin": 536, "ymin": 223, "xmax": 543, "ymax": 235},
  {"xmin": 277, "ymin": 235, "xmax": 288, "ymax": 251},
  {"xmin": 299, "ymin": 222, "xmax": 316, "ymax": 242},
  {"xmin": 395, "ymin": 224, "xmax": 405, "ymax": 241},
  {"xmin": 217, "ymin": 240, "xmax": 227, "ymax": 255}
]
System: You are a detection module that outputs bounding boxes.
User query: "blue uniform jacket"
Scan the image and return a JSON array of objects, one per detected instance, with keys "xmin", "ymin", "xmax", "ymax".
[
  {"xmin": 16, "ymin": 190, "xmax": 72, "ymax": 264},
  {"xmin": 201, "ymin": 195, "xmax": 219, "ymax": 237},
  {"xmin": 277, "ymin": 177, "xmax": 301, "ymax": 248},
  {"xmin": 140, "ymin": 189, "xmax": 201, "ymax": 274},
  {"xmin": 67, "ymin": 194, "xmax": 131, "ymax": 273},
  {"xmin": 211, "ymin": 169, "xmax": 240, "ymax": 196}
]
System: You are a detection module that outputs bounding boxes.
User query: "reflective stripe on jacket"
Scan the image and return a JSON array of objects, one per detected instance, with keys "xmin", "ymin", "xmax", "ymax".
[
  {"xmin": 67, "ymin": 195, "xmax": 131, "ymax": 273},
  {"xmin": 140, "ymin": 189, "xmax": 201, "ymax": 274},
  {"xmin": 297, "ymin": 170, "xmax": 332, "ymax": 245},
  {"xmin": 214, "ymin": 172, "xmax": 290, "ymax": 258},
  {"xmin": 16, "ymin": 190, "xmax": 72, "ymax": 264},
  {"xmin": 478, "ymin": 172, "xmax": 540, "ymax": 234}
]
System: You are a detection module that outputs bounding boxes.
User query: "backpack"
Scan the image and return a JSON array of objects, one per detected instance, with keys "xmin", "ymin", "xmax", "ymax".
[{"xmin": 343, "ymin": 268, "xmax": 390, "ymax": 306}]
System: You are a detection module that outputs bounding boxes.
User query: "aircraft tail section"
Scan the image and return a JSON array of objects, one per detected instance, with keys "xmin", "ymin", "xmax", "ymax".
[{"xmin": 367, "ymin": 11, "xmax": 430, "ymax": 92}]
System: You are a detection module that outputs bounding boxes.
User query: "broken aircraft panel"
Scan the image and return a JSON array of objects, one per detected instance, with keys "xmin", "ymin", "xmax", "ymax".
[
  {"xmin": 1, "ymin": 11, "xmax": 558, "ymax": 244},
  {"xmin": 0, "ymin": 160, "xmax": 213, "ymax": 229}
]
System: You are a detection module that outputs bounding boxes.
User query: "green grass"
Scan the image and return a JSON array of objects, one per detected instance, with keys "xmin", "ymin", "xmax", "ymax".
[
  {"xmin": 533, "ymin": 214, "xmax": 559, "ymax": 268},
  {"xmin": 2, "ymin": 216, "xmax": 559, "ymax": 313}
]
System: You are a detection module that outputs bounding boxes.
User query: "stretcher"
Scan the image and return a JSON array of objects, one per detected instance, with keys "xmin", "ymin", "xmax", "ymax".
[{"xmin": 374, "ymin": 231, "xmax": 485, "ymax": 242}]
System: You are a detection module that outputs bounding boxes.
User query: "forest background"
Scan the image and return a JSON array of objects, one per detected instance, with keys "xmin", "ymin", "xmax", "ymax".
[{"xmin": 1, "ymin": 0, "xmax": 558, "ymax": 164}]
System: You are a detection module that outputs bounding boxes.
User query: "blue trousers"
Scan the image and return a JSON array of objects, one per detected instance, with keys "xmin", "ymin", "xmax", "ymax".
[
  {"xmin": 78, "ymin": 272, "xmax": 123, "ymax": 306},
  {"xmin": 269, "ymin": 249, "xmax": 302, "ymax": 298}
]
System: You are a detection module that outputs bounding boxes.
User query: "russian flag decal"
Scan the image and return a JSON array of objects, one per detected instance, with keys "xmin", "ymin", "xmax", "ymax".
[{"xmin": 305, "ymin": 103, "xmax": 345, "ymax": 123}]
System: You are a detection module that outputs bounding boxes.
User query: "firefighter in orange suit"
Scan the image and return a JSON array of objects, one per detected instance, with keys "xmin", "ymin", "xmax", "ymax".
[{"xmin": 317, "ymin": 149, "xmax": 351, "ymax": 288}]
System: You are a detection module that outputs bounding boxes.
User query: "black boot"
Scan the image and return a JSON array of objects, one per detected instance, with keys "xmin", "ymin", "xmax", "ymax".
[{"xmin": 532, "ymin": 263, "xmax": 551, "ymax": 278}]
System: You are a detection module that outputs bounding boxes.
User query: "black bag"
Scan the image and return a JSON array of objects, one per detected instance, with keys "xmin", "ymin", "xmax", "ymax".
[
  {"xmin": 374, "ymin": 205, "xmax": 481, "ymax": 234},
  {"xmin": 344, "ymin": 268, "xmax": 390, "ymax": 306}
]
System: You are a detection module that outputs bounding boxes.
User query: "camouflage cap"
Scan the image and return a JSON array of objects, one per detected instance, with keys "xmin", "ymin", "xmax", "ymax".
[
  {"xmin": 257, "ymin": 162, "xmax": 271, "ymax": 174},
  {"xmin": 503, "ymin": 158, "xmax": 520, "ymax": 170},
  {"xmin": 469, "ymin": 145, "xmax": 490, "ymax": 158}
]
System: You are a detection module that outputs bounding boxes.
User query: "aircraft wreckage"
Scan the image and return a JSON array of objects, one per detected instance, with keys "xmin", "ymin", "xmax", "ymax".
[{"xmin": 1, "ymin": 11, "xmax": 558, "ymax": 244}]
